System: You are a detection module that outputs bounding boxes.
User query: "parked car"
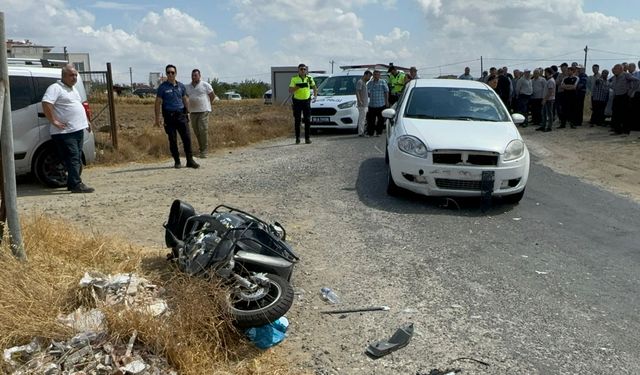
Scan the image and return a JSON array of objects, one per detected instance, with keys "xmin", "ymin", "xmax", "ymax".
[
  {"xmin": 132, "ymin": 87, "xmax": 157, "ymax": 98},
  {"xmin": 8, "ymin": 59, "xmax": 96, "ymax": 187},
  {"xmin": 223, "ymin": 92, "xmax": 242, "ymax": 100},
  {"xmin": 383, "ymin": 79, "xmax": 529, "ymax": 203},
  {"xmin": 309, "ymin": 71, "xmax": 361, "ymax": 132},
  {"xmin": 263, "ymin": 89, "xmax": 272, "ymax": 104}
]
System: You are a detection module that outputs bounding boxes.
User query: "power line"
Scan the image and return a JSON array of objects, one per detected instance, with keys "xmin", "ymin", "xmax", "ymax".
[{"xmin": 589, "ymin": 48, "xmax": 640, "ymax": 57}]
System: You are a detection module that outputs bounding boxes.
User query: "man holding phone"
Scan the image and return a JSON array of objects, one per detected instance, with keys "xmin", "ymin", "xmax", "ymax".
[{"xmin": 289, "ymin": 63, "xmax": 317, "ymax": 144}]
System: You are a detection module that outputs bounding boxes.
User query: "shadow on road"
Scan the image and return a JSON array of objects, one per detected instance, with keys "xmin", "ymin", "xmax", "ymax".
[{"xmin": 355, "ymin": 157, "xmax": 518, "ymax": 216}]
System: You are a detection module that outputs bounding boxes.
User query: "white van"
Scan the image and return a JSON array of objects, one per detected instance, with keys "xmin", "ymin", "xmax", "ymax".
[{"xmin": 8, "ymin": 59, "xmax": 96, "ymax": 187}]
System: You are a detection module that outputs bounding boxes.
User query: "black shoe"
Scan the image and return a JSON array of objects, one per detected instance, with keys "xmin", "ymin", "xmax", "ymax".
[
  {"xmin": 305, "ymin": 139, "xmax": 312, "ymax": 144},
  {"xmin": 70, "ymin": 183, "xmax": 95, "ymax": 194},
  {"xmin": 543, "ymin": 128, "xmax": 552, "ymax": 132},
  {"xmin": 296, "ymin": 138, "xmax": 300, "ymax": 144},
  {"xmin": 535, "ymin": 127, "xmax": 544, "ymax": 131},
  {"xmin": 557, "ymin": 125, "xmax": 566, "ymax": 129},
  {"xmin": 186, "ymin": 159, "xmax": 200, "ymax": 169},
  {"xmin": 174, "ymin": 162, "xmax": 182, "ymax": 169},
  {"xmin": 570, "ymin": 125, "xmax": 576, "ymax": 129}
]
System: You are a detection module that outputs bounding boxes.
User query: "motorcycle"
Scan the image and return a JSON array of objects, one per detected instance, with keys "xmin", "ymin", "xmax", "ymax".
[{"xmin": 163, "ymin": 200, "xmax": 299, "ymax": 328}]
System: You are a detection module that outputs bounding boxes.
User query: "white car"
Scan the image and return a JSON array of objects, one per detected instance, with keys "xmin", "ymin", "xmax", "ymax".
[
  {"xmin": 310, "ymin": 71, "xmax": 361, "ymax": 131},
  {"xmin": 8, "ymin": 59, "xmax": 96, "ymax": 187},
  {"xmin": 384, "ymin": 79, "xmax": 530, "ymax": 203}
]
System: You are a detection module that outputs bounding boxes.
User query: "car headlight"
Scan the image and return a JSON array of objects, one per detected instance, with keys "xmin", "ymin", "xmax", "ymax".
[
  {"xmin": 397, "ymin": 135, "xmax": 428, "ymax": 158},
  {"xmin": 337, "ymin": 100, "xmax": 356, "ymax": 109},
  {"xmin": 504, "ymin": 140, "xmax": 525, "ymax": 161}
]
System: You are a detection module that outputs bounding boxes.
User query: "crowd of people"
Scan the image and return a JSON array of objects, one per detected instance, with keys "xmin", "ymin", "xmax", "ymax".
[{"xmin": 471, "ymin": 61, "xmax": 640, "ymax": 135}]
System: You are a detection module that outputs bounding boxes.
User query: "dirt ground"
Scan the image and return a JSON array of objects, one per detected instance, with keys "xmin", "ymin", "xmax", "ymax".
[{"xmin": 519, "ymin": 124, "xmax": 640, "ymax": 203}]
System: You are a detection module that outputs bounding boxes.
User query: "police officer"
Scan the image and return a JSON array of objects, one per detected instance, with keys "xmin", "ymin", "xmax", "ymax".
[
  {"xmin": 289, "ymin": 63, "xmax": 317, "ymax": 144},
  {"xmin": 387, "ymin": 64, "xmax": 406, "ymax": 105}
]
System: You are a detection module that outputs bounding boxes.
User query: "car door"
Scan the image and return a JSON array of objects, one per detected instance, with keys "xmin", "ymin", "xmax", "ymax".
[
  {"xmin": 8, "ymin": 71, "xmax": 38, "ymax": 174},
  {"xmin": 33, "ymin": 75, "xmax": 59, "ymax": 142}
]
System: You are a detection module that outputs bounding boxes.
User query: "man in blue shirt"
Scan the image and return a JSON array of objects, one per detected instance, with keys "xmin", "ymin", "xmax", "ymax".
[
  {"xmin": 365, "ymin": 70, "xmax": 389, "ymax": 137},
  {"xmin": 154, "ymin": 64, "xmax": 199, "ymax": 169}
]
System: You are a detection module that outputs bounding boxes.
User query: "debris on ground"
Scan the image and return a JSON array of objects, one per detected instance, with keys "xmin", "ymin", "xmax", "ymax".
[
  {"xmin": 245, "ymin": 316, "xmax": 289, "ymax": 349},
  {"xmin": 2, "ymin": 272, "xmax": 178, "ymax": 374},
  {"xmin": 416, "ymin": 368, "xmax": 462, "ymax": 375},
  {"xmin": 320, "ymin": 287, "xmax": 340, "ymax": 304},
  {"xmin": 366, "ymin": 323, "xmax": 414, "ymax": 358},
  {"xmin": 321, "ymin": 306, "xmax": 390, "ymax": 315}
]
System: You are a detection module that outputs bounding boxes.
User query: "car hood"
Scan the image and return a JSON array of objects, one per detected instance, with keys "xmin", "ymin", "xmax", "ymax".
[
  {"xmin": 400, "ymin": 118, "xmax": 522, "ymax": 153},
  {"xmin": 312, "ymin": 95, "xmax": 355, "ymax": 107}
]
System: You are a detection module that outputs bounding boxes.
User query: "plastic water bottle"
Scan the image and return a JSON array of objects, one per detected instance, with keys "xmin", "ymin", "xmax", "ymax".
[{"xmin": 320, "ymin": 287, "xmax": 340, "ymax": 304}]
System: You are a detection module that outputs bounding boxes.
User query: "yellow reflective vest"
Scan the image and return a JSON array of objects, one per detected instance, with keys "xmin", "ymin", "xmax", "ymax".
[
  {"xmin": 389, "ymin": 71, "xmax": 406, "ymax": 94},
  {"xmin": 290, "ymin": 75, "xmax": 316, "ymax": 100}
]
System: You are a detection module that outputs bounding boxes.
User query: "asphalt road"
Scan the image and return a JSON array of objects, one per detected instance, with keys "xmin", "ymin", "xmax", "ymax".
[{"xmin": 16, "ymin": 132, "xmax": 640, "ymax": 374}]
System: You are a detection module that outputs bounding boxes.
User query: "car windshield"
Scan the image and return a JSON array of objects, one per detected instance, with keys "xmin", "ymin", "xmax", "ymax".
[
  {"xmin": 317, "ymin": 75, "xmax": 359, "ymax": 96},
  {"xmin": 314, "ymin": 76, "xmax": 328, "ymax": 88},
  {"xmin": 404, "ymin": 87, "xmax": 511, "ymax": 122}
]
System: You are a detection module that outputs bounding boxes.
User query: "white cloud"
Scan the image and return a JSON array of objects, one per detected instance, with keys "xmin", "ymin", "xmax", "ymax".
[
  {"xmin": 374, "ymin": 27, "xmax": 410, "ymax": 45},
  {"xmin": 91, "ymin": 1, "xmax": 147, "ymax": 11},
  {"xmin": 136, "ymin": 8, "xmax": 215, "ymax": 46},
  {"xmin": 416, "ymin": 0, "xmax": 442, "ymax": 16}
]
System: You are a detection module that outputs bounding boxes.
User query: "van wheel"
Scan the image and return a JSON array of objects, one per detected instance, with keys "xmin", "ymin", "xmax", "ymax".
[{"xmin": 33, "ymin": 146, "xmax": 81, "ymax": 188}]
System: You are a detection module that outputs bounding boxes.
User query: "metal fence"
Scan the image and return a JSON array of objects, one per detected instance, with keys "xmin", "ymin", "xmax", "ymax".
[{"xmin": 79, "ymin": 64, "xmax": 118, "ymax": 149}]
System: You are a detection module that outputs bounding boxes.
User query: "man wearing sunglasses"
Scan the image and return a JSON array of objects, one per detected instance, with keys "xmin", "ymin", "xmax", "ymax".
[
  {"xmin": 289, "ymin": 63, "xmax": 317, "ymax": 144},
  {"xmin": 155, "ymin": 64, "xmax": 199, "ymax": 169}
]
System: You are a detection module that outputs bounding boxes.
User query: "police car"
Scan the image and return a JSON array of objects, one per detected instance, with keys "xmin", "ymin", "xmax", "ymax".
[{"xmin": 309, "ymin": 70, "xmax": 364, "ymax": 132}]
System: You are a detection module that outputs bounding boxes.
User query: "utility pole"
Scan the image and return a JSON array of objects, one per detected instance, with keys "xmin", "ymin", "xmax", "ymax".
[
  {"xmin": 329, "ymin": 60, "xmax": 335, "ymax": 74},
  {"xmin": 583, "ymin": 45, "xmax": 588, "ymax": 68},
  {"xmin": 480, "ymin": 56, "xmax": 484, "ymax": 78},
  {"xmin": 129, "ymin": 67, "xmax": 133, "ymax": 89},
  {"xmin": 63, "ymin": 46, "xmax": 68, "ymax": 62},
  {"xmin": 0, "ymin": 12, "xmax": 26, "ymax": 260}
]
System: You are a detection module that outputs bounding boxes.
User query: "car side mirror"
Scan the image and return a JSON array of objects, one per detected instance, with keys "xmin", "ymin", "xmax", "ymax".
[
  {"xmin": 382, "ymin": 108, "xmax": 396, "ymax": 119},
  {"xmin": 511, "ymin": 113, "xmax": 525, "ymax": 124}
]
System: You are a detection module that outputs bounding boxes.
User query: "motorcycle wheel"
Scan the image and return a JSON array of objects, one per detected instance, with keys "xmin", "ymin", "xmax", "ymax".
[{"xmin": 229, "ymin": 273, "xmax": 294, "ymax": 328}]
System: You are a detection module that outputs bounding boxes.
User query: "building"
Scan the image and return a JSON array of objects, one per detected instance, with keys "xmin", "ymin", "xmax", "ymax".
[{"xmin": 6, "ymin": 39, "xmax": 91, "ymax": 72}]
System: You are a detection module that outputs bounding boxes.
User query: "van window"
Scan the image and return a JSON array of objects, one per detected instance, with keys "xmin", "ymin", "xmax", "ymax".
[
  {"xmin": 9, "ymin": 76, "xmax": 34, "ymax": 111},
  {"xmin": 317, "ymin": 76, "xmax": 359, "ymax": 96},
  {"xmin": 34, "ymin": 77, "xmax": 59, "ymax": 103}
]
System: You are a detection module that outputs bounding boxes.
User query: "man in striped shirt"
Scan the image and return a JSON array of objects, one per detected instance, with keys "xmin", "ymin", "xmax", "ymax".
[{"xmin": 590, "ymin": 70, "xmax": 609, "ymax": 127}]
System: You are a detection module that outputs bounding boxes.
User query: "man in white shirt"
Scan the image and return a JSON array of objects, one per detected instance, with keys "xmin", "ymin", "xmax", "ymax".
[
  {"xmin": 42, "ymin": 64, "xmax": 94, "ymax": 193},
  {"xmin": 185, "ymin": 69, "xmax": 216, "ymax": 158},
  {"xmin": 356, "ymin": 71, "xmax": 372, "ymax": 136}
]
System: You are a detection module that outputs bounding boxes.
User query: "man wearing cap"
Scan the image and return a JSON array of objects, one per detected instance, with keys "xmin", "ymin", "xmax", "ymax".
[{"xmin": 289, "ymin": 63, "xmax": 317, "ymax": 144}]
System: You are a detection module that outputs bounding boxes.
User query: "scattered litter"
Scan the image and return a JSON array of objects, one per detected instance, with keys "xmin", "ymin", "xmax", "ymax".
[
  {"xmin": 3, "ymin": 339, "xmax": 41, "ymax": 367},
  {"xmin": 450, "ymin": 304, "xmax": 463, "ymax": 309},
  {"xmin": 416, "ymin": 368, "xmax": 461, "ymax": 375},
  {"xmin": 512, "ymin": 217, "xmax": 522, "ymax": 221},
  {"xmin": 439, "ymin": 198, "xmax": 460, "ymax": 210},
  {"xmin": 535, "ymin": 271, "xmax": 549, "ymax": 275},
  {"xmin": 470, "ymin": 315, "xmax": 482, "ymax": 319},
  {"xmin": 322, "ymin": 306, "xmax": 390, "ymax": 315},
  {"xmin": 320, "ymin": 287, "xmax": 340, "ymax": 304},
  {"xmin": 245, "ymin": 317, "xmax": 289, "ymax": 349},
  {"xmin": 451, "ymin": 356, "xmax": 490, "ymax": 367},
  {"xmin": 121, "ymin": 359, "xmax": 147, "ymax": 374},
  {"xmin": 366, "ymin": 323, "xmax": 414, "ymax": 358},
  {"xmin": 401, "ymin": 308, "xmax": 419, "ymax": 314},
  {"xmin": 521, "ymin": 255, "xmax": 529, "ymax": 258},
  {"xmin": 60, "ymin": 308, "xmax": 106, "ymax": 333}
]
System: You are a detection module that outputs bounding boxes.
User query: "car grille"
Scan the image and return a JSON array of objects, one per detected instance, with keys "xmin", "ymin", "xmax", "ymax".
[
  {"xmin": 433, "ymin": 151, "xmax": 498, "ymax": 166},
  {"xmin": 311, "ymin": 108, "xmax": 337, "ymax": 116},
  {"xmin": 435, "ymin": 178, "xmax": 482, "ymax": 191}
]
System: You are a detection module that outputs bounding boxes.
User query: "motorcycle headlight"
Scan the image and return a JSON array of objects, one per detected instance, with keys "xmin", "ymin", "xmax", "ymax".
[
  {"xmin": 504, "ymin": 140, "xmax": 525, "ymax": 161},
  {"xmin": 397, "ymin": 135, "xmax": 428, "ymax": 158},
  {"xmin": 337, "ymin": 100, "xmax": 356, "ymax": 109}
]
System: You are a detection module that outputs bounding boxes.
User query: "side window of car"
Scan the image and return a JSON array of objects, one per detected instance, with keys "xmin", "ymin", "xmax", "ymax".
[
  {"xmin": 9, "ymin": 75, "xmax": 34, "ymax": 111},
  {"xmin": 34, "ymin": 77, "xmax": 59, "ymax": 104}
]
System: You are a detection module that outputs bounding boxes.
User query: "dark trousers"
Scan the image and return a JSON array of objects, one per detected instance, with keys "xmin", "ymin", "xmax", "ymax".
[
  {"xmin": 292, "ymin": 98, "xmax": 311, "ymax": 141},
  {"xmin": 530, "ymin": 98, "xmax": 542, "ymax": 125},
  {"xmin": 51, "ymin": 129, "xmax": 84, "ymax": 189},
  {"xmin": 632, "ymin": 93, "xmax": 640, "ymax": 131},
  {"xmin": 590, "ymin": 99, "xmax": 607, "ymax": 126},
  {"xmin": 389, "ymin": 93, "xmax": 400, "ymax": 106},
  {"xmin": 555, "ymin": 91, "xmax": 566, "ymax": 125},
  {"xmin": 366, "ymin": 106, "xmax": 385, "ymax": 136},
  {"xmin": 562, "ymin": 92, "xmax": 578, "ymax": 127},
  {"xmin": 516, "ymin": 94, "xmax": 531, "ymax": 125},
  {"xmin": 163, "ymin": 110, "xmax": 193, "ymax": 161},
  {"xmin": 611, "ymin": 94, "xmax": 630, "ymax": 133},
  {"xmin": 575, "ymin": 91, "xmax": 586, "ymax": 126}
]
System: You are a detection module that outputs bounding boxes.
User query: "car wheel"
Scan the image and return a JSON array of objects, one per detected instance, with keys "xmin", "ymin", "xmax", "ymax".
[
  {"xmin": 386, "ymin": 165, "xmax": 402, "ymax": 196},
  {"xmin": 502, "ymin": 189, "xmax": 525, "ymax": 204},
  {"xmin": 33, "ymin": 146, "xmax": 81, "ymax": 188}
]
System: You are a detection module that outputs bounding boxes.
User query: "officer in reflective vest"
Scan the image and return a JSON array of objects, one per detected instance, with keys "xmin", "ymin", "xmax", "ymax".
[
  {"xmin": 388, "ymin": 65, "xmax": 406, "ymax": 105},
  {"xmin": 289, "ymin": 63, "xmax": 317, "ymax": 144}
]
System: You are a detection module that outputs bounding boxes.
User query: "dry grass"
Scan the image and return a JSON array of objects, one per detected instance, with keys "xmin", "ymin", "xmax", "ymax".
[
  {"xmin": 0, "ymin": 216, "xmax": 296, "ymax": 374},
  {"xmin": 90, "ymin": 99, "xmax": 292, "ymax": 165}
]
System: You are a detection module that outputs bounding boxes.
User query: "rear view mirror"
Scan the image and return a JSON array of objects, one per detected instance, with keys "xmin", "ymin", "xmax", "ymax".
[
  {"xmin": 512, "ymin": 113, "xmax": 525, "ymax": 124},
  {"xmin": 382, "ymin": 108, "xmax": 396, "ymax": 119}
]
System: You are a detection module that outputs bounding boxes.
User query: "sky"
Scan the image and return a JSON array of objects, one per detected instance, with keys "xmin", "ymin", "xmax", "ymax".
[{"xmin": 4, "ymin": 0, "xmax": 640, "ymax": 85}]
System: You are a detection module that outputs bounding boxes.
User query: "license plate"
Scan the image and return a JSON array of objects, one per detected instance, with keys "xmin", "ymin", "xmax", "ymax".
[{"xmin": 311, "ymin": 117, "xmax": 330, "ymax": 123}]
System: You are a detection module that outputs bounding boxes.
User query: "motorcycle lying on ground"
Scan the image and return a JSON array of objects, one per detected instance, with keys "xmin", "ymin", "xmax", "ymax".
[{"xmin": 164, "ymin": 200, "xmax": 299, "ymax": 328}]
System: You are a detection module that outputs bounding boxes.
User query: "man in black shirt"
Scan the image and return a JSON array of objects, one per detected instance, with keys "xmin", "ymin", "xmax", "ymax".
[{"xmin": 560, "ymin": 67, "xmax": 579, "ymax": 128}]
